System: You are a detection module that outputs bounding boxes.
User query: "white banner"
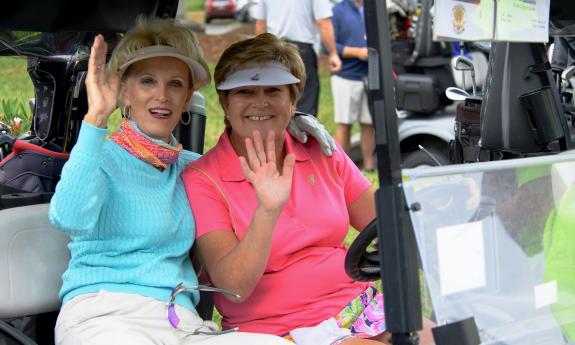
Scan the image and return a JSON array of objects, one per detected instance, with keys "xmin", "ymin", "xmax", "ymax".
[{"xmin": 433, "ymin": 0, "xmax": 550, "ymax": 43}]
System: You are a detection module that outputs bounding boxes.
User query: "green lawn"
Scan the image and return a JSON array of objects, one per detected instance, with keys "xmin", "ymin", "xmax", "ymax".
[
  {"xmin": 0, "ymin": 58, "xmax": 34, "ymax": 97},
  {"xmin": 186, "ymin": 0, "xmax": 204, "ymax": 13}
]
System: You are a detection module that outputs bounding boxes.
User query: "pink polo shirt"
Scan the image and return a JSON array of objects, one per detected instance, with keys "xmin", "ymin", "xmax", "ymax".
[{"xmin": 182, "ymin": 131, "xmax": 371, "ymax": 335}]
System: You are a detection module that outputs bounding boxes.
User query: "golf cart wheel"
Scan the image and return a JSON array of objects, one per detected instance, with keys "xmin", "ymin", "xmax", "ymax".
[
  {"xmin": 345, "ymin": 220, "xmax": 381, "ymax": 282},
  {"xmin": 402, "ymin": 148, "xmax": 449, "ymax": 169}
]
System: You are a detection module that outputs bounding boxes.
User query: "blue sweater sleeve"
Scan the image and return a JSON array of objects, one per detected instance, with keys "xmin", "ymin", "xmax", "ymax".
[{"xmin": 49, "ymin": 121, "xmax": 110, "ymax": 236}]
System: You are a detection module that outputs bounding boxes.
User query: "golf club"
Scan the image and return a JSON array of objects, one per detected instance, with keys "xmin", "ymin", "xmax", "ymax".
[
  {"xmin": 445, "ymin": 86, "xmax": 470, "ymax": 101},
  {"xmin": 454, "ymin": 55, "xmax": 478, "ymax": 97}
]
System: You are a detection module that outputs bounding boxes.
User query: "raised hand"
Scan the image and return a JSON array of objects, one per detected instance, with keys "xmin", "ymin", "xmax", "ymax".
[
  {"xmin": 239, "ymin": 131, "xmax": 295, "ymax": 213},
  {"xmin": 84, "ymin": 34, "xmax": 120, "ymax": 128}
]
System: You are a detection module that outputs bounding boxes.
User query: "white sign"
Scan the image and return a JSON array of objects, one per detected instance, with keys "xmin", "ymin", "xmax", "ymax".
[
  {"xmin": 534, "ymin": 280, "xmax": 558, "ymax": 309},
  {"xmin": 433, "ymin": 0, "xmax": 550, "ymax": 43},
  {"xmin": 437, "ymin": 221, "xmax": 487, "ymax": 296}
]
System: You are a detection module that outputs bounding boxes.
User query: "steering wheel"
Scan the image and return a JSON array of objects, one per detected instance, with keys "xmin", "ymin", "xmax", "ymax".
[
  {"xmin": 345, "ymin": 219, "xmax": 380, "ymax": 282},
  {"xmin": 345, "ymin": 181, "xmax": 492, "ymax": 282}
]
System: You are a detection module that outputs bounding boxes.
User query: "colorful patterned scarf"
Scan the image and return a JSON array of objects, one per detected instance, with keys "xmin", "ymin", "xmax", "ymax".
[{"xmin": 110, "ymin": 120, "xmax": 182, "ymax": 171}]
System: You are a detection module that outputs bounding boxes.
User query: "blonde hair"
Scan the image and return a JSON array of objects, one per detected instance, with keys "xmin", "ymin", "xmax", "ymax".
[
  {"xmin": 107, "ymin": 16, "xmax": 210, "ymax": 90},
  {"xmin": 215, "ymin": 33, "xmax": 306, "ymax": 106}
]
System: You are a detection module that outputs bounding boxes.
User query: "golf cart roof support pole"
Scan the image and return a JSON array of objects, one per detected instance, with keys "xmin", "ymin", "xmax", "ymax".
[{"xmin": 364, "ymin": 0, "xmax": 422, "ymax": 344}]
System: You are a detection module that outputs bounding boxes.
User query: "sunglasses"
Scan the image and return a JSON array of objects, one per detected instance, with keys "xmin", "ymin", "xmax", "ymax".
[{"xmin": 166, "ymin": 282, "xmax": 241, "ymax": 335}]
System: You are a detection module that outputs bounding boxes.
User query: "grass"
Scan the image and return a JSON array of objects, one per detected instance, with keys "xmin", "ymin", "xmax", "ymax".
[
  {"xmin": 187, "ymin": 0, "xmax": 204, "ymax": 13},
  {"xmin": 0, "ymin": 58, "xmax": 34, "ymax": 98},
  {"xmin": 0, "ymin": 58, "xmax": 34, "ymax": 137}
]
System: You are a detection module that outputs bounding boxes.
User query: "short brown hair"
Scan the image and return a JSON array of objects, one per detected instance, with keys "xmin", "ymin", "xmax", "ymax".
[{"xmin": 214, "ymin": 33, "xmax": 306, "ymax": 105}]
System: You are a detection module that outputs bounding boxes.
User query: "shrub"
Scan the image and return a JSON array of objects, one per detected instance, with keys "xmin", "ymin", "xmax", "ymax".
[{"xmin": 0, "ymin": 98, "xmax": 32, "ymax": 138}]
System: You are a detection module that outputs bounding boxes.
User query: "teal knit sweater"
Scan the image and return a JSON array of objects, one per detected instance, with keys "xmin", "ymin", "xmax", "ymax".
[{"xmin": 49, "ymin": 122, "xmax": 200, "ymax": 312}]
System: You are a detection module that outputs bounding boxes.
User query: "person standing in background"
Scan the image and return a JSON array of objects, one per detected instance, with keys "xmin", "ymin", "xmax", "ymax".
[
  {"xmin": 331, "ymin": 0, "xmax": 375, "ymax": 172},
  {"xmin": 253, "ymin": 0, "xmax": 342, "ymax": 116}
]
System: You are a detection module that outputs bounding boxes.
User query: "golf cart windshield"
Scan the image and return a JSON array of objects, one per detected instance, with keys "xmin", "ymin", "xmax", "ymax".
[{"xmin": 403, "ymin": 153, "xmax": 575, "ymax": 344}]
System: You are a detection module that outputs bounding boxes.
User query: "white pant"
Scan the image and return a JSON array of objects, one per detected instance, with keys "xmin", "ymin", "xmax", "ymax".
[
  {"xmin": 331, "ymin": 75, "xmax": 372, "ymax": 125},
  {"xmin": 55, "ymin": 290, "xmax": 293, "ymax": 345}
]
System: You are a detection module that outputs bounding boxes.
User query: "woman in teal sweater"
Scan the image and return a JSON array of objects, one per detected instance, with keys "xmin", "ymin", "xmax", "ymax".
[{"xmin": 48, "ymin": 17, "xmax": 296, "ymax": 345}]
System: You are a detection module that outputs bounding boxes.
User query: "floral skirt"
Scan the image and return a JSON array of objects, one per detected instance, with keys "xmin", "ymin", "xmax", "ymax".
[
  {"xmin": 285, "ymin": 285, "xmax": 386, "ymax": 344},
  {"xmin": 333, "ymin": 285, "xmax": 386, "ymax": 343}
]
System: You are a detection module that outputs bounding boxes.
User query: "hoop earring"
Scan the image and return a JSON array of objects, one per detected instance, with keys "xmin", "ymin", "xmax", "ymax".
[
  {"xmin": 180, "ymin": 111, "xmax": 191, "ymax": 125},
  {"xmin": 122, "ymin": 105, "xmax": 131, "ymax": 119}
]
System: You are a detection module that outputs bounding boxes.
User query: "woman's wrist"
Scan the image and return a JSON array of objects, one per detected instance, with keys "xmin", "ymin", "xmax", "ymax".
[
  {"xmin": 84, "ymin": 112, "xmax": 109, "ymax": 128},
  {"xmin": 255, "ymin": 205, "xmax": 283, "ymax": 218}
]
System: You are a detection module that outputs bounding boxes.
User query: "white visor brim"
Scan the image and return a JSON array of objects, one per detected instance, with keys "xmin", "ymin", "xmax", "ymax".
[
  {"xmin": 118, "ymin": 45, "xmax": 209, "ymax": 89},
  {"xmin": 216, "ymin": 62, "xmax": 300, "ymax": 90}
]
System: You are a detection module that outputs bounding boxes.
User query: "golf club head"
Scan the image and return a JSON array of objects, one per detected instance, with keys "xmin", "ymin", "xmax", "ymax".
[
  {"xmin": 454, "ymin": 55, "xmax": 474, "ymax": 71},
  {"xmin": 455, "ymin": 56, "xmax": 478, "ymax": 95},
  {"xmin": 445, "ymin": 86, "xmax": 470, "ymax": 101}
]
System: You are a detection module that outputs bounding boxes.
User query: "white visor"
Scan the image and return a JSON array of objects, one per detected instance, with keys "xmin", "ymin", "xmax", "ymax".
[
  {"xmin": 216, "ymin": 61, "xmax": 300, "ymax": 90},
  {"xmin": 118, "ymin": 45, "xmax": 209, "ymax": 89}
]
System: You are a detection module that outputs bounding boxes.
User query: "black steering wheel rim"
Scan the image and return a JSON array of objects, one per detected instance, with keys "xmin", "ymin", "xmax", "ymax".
[{"xmin": 345, "ymin": 219, "xmax": 381, "ymax": 282}]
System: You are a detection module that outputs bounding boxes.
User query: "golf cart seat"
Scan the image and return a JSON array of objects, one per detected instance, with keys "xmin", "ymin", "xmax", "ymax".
[
  {"xmin": 393, "ymin": 0, "xmax": 455, "ymax": 114},
  {"xmin": 0, "ymin": 204, "xmax": 68, "ymax": 344},
  {"xmin": 407, "ymin": 0, "xmax": 450, "ymax": 68}
]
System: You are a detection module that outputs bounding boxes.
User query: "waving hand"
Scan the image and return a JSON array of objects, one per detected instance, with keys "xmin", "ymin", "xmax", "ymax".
[
  {"xmin": 83, "ymin": 34, "xmax": 120, "ymax": 128},
  {"xmin": 239, "ymin": 131, "xmax": 295, "ymax": 212}
]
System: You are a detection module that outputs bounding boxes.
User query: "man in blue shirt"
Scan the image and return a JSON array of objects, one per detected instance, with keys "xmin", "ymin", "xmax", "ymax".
[{"xmin": 331, "ymin": 0, "xmax": 375, "ymax": 172}]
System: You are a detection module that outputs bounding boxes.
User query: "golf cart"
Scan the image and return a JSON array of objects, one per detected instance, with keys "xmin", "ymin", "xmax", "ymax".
[
  {"xmin": 352, "ymin": 0, "xmax": 490, "ymax": 169},
  {"xmin": 0, "ymin": 1, "xmax": 211, "ymax": 344},
  {"xmin": 343, "ymin": 0, "xmax": 575, "ymax": 344}
]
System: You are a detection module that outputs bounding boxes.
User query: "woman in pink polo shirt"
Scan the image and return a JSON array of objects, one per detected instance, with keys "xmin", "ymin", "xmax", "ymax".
[{"xmin": 182, "ymin": 33, "xmax": 386, "ymax": 345}]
